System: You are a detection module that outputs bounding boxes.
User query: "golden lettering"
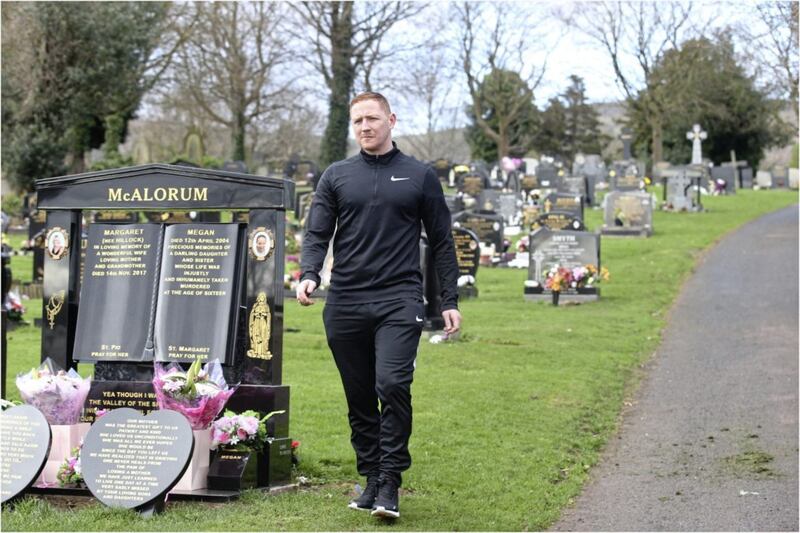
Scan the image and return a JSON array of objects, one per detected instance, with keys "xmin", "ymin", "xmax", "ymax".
[{"xmin": 108, "ymin": 188, "xmax": 123, "ymax": 202}]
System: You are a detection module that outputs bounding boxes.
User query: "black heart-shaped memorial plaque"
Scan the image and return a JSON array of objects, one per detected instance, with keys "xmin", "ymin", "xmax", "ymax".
[
  {"xmin": 82, "ymin": 408, "xmax": 193, "ymax": 510},
  {"xmin": 1, "ymin": 405, "xmax": 51, "ymax": 504}
]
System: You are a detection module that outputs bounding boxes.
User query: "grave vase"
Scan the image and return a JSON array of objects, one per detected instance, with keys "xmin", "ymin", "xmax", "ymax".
[
  {"xmin": 171, "ymin": 428, "xmax": 212, "ymax": 491},
  {"xmin": 36, "ymin": 422, "xmax": 91, "ymax": 486}
]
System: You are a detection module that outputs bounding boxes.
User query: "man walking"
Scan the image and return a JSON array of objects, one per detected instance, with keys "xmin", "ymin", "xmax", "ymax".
[{"xmin": 297, "ymin": 92, "xmax": 461, "ymax": 519}]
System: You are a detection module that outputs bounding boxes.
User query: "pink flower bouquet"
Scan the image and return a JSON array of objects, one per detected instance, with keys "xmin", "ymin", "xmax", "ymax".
[
  {"xmin": 152, "ymin": 358, "xmax": 235, "ymax": 430},
  {"xmin": 210, "ymin": 409, "xmax": 285, "ymax": 453},
  {"xmin": 15, "ymin": 358, "xmax": 91, "ymax": 425},
  {"xmin": 57, "ymin": 445, "xmax": 83, "ymax": 487}
]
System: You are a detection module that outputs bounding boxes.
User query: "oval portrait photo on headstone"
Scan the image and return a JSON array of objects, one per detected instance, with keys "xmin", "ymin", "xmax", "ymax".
[
  {"xmin": 249, "ymin": 227, "xmax": 274, "ymax": 261},
  {"xmin": 45, "ymin": 227, "xmax": 69, "ymax": 260}
]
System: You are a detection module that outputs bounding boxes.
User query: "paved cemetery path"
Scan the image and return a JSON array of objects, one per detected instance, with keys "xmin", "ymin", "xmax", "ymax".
[{"xmin": 553, "ymin": 205, "xmax": 799, "ymax": 532}]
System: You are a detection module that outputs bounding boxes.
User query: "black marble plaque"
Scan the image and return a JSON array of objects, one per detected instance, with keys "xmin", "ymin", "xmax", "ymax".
[
  {"xmin": 451, "ymin": 211, "xmax": 504, "ymax": 251},
  {"xmin": 531, "ymin": 212, "xmax": 585, "ymax": 232},
  {"xmin": 73, "ymin": 224, "xmax": 162, "ymax": 362},
  {"xmin": 1, "ymin": 405, "xmax": 51, "ymax": 504},
  {"xmin": 543, "ymin": 192, "xmax": 583, "ymax": 221},
  {"xmin": 154, "ymin": 224, "xmax": 242, "ymax": 364},
  {"xmin": 82, "ymin": 408, "xmax": 193, "ymax": 509},
  {"xmin": 92, "ymin": 211, "xmax": 139, "ymax": 223},
  {"xmin": 458, "ymin": 174, "xmax": 485, "ymax": 197},
  {"xmin": 452, "ymin": 228, "xmax": 480, "ymax": 278},
  {"xmin": 81, "ymin": 381, "xmax": 158, "ymax": 423}
]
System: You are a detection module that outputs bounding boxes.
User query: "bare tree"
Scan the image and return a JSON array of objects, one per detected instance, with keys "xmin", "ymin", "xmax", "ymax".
[
  {"xmin": 456, "ymin": 2, "xmax": 549, "ymax": 159},
  {"xmin": 165, "ymin": 2, "xmax": 295, "ymax": 162},
  {"xmin": 289, "ymin": 2, "xmax": 426, "ymax": 166},
  {"xmin": 739, "ymin": 2, "xmax": 799, "ymax": 119},
  {"xmin": 566, "ymin": 1, "xmax": 699, "ymax": 163}
]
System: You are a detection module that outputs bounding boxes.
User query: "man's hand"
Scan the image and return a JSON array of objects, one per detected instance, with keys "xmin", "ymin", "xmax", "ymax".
[
  {"xmin": 296, "ymin": 279, "xmax": 317, "ymax": 306},
  {"xmin": 442, "ymin": 309, "xmax": 462, "ymax": 335}
]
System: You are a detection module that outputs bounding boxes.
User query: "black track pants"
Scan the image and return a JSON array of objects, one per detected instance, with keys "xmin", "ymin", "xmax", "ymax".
[{"xmin": 323, "ymin": 298, "xmax": 424, "ymax": 477}]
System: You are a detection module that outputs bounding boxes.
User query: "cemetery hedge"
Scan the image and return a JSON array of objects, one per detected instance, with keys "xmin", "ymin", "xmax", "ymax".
[{"xmin": 2, "ymin": 190, "xmax": 797, "ymax": 531}]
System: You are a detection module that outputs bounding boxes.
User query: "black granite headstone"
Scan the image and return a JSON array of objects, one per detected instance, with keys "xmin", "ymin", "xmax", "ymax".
[
  {"xmin": 451, "ymin": 211, "xmax": 504, "ymax": 251},
  {"xmin": 1, "ymin": 405, "xmax": 51, "ymax": 504},
  {"xmin": 558, "ymin": 176, "xmax": 587, "ymax": 201},
  {"xmin": 531, "ymin": 212, "xmax": 585, "ymax": 232},
  {"xmin": 457, "ymin": 173, "xmax": 486, "ymax": 198},
  {"xmin": 73, "ymin": 224, "xmax": 162, "ymax": 362},
  {"xmin": 154, "ymin": 224, "xmax": 243, "ymax": 364},
  {"xmin": 740, "ymin": 167, "xmax": 753, "ymax": 189},
  {"xmin": 710, "ymin": 166, "xmax": 737, "ymax": 194},
  {"xmin": 543, "ymin": 193, "xmax": 584, "ymax": 221},
  {"xmin": 82, "ymin": 408, "xmax": 193, "ymax": 510},
  {"xmin": 452, "ymin": 228, "xmax": 480, "ymax": 278}
]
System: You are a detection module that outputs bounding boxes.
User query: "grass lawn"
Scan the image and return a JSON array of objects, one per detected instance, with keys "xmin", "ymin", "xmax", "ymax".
[{"xmin": 2, "ymin": 190, "xmax": 797, "ymax": 531}]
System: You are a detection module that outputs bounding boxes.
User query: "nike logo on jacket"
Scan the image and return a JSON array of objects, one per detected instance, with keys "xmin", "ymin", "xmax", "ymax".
[{"xmin": 300, "ymin": 144, "xmax": 459, "ymax": 310}]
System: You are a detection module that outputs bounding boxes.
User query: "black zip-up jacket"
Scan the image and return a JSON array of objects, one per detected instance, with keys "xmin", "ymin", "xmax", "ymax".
[{"xmin": 300, "ymin": 144, "xmax": 459, "ymax": 310}]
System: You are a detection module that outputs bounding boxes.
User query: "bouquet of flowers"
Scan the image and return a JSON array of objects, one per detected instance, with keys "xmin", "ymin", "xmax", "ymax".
[
  {"xmin": 571, "ymin": 264, "xmax": 609, "ymax": 289},
  {"xmin": 210, "ymin": 409, "xmax": 285, "ymax": 453},
  {"xmin": 545, "ymin": 264, "xmax": 610, "ymax": 292},
  {"xmin": 57, "ymin": 446, "xmax": 83, "ymax": 487},
  {"xmin": 15, "ymin": 358, "xmax": 91, "ymax": 425},
  {"xmin": 152, "ymin": 358, "xmax": 235, "ymax": 430}
]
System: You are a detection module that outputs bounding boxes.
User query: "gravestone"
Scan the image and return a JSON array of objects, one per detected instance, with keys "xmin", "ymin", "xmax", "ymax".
[
  {"xmin": 558, "ymin": 175, "xmax": 588, "ymax": 201},
  {"xmin": 457, "ymin": 173, "xmax": 487, "ymax": 198},
  {"xmin": 82, "ymin": 408, "xmax": 193, "ymax": 513},
  {"xmin": 686, "ymin": 124, "xmax": 707, "ymax": 165},
  {"xmin": 789, "ymin": 168, "xmax": 799, "ymax": 189},
  {"xmin": 92, "ymin": 211, "xmax": 139, "ymax": 223},
  {"xmin": 452, "ymin": 227, "xmax": 480, "ymax": 299},
  {"xmin": 772, "ymin": 166, "xmax": 788, "ymax": 188},
  {"xmin": 432, "ymin": 159, "xmax": 452, "ymax": 187},
  {"xmin": 663, "ymin": 167, "xmax": 703, "ymax": 211},
  {"xmin": 535, "ymin": 161, "xmax": 558, "ymax": 188},
  {"xmin": 531, "ymin": 212, "xmax": 585, "ymax": 232},
  {"xmin": 1, "ymin": 405, "xmax": 51, "ymax": 504},
  {"xmin": 601, "ymin": 191, "xmax": 653, "ymax": 237},
  {"xmin": 477, "ymin": 190, "xmax": 500, "ymax": 212},
  {"xmin": 572, "ymin": 154, "xmax": 605, "ymax": 206},
  {"xmin": 451, "ymin": 211, "xmax": 504, "ymax": 252},
  {"xmin": 620, "ymin": 128, "xmax": 634, "ymax": 160},
  {"xmin": 524, "ymin": 227, "xmax": 601, "ymax": 303},
  {"xmin": 443, "ymin": 194, "xmax": 465, "ymax": 214},
  {"xmin": 610, "ymin": 162, "xmax": 643, "ymax": 191},
  {"xmin": 543, "ymin": 193, "xmax": 583, "ymax": 221},
  {"xmin": 522, "ymin": 204, "xmax": 543, "ymax": 230},
  {"xmin": 419, "ymin": 236, "xmax": 443, "ymax": 330},
  {"xmin": 710, "ymin": 166, "xmax": 736, "ymax": 194},
  {"xmin": 295, "ymin": 191, "xmax": 315, "ymax": 227},
  {"xmin": 739, "ymin": 167, "xmax": 754, "ymax": 189},
  {"xmin": 755, "ymin": 170, "xmax": 772, "ymax": 188},
  {"xmin": 520, "ymin": 174, "xmax": 541, "ymax": 202},
  {"xmin": 34, "ymin": 163, "xmax": 295, "ymax": 496},
  {"xmin": 496, "ymin": 192, "xmax": 521, "ymax": 226},
  {"xmin": 24, "ymin": 193, "xmax": 46, "ymax": 283}
]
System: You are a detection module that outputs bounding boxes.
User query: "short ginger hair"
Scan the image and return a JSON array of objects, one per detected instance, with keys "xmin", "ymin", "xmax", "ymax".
[{"xmin": 349, "ymin": 91, "xmax": 392, "ymax": 114}]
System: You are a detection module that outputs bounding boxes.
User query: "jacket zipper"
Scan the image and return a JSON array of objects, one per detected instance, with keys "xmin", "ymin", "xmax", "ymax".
[{"xmin": 372, "ymin": 163, "xmax": 378, "ymax": 201}]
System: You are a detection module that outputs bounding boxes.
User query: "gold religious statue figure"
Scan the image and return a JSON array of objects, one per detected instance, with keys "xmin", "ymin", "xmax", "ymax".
[{"xmin": 247, "ymin": 292, "xmax": 272, "ymax": 360}]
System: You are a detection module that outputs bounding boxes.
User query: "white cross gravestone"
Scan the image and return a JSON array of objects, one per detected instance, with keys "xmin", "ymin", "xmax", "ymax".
[{"xmin": 686, "ymin": 124, "xmax": 707, "ymax": 165}]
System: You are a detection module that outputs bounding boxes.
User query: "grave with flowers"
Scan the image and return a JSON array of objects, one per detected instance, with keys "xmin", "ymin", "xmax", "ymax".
[
  {"xmin": 523, "ymin": 227, "xmax": 606, "ymax": 304},
  {"xmin": 3, "ymin": 164, "xmax": 297, "ymax": 511}
]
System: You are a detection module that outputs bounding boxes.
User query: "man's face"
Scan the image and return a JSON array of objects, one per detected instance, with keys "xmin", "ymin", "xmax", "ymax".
[{"xmin": 350, "ymin": 99, "xmax": 396, "ymax": 155}]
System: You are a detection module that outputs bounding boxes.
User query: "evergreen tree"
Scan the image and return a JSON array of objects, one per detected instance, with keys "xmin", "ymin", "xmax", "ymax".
[
  {"xmin": 562, "ymin": 75, "xmax": 606, "ymax": 160},
  {"xmin": 536, "ymin": 98, "xmax": 567, "ymax": 159}
]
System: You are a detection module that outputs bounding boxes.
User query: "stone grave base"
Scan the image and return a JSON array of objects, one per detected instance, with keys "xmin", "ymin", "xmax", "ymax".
[
  {"xmin": 524, "ymin": 287, "xmax": 600, "ymax": 303},
  {"xmin": 600, "ymin": 226, "xmax": 652, "ymax": 237}
]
